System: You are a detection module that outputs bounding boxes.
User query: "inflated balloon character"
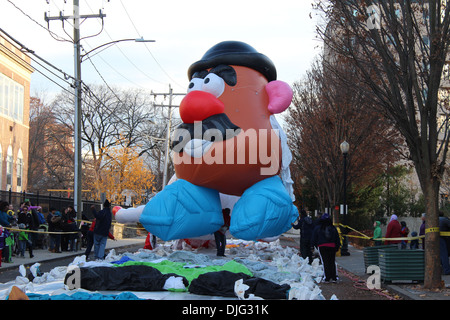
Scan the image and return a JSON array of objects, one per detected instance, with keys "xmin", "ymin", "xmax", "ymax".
[
  {"xmin": 134, "ymin": 41, "xmax": 297, "ymax": 240},
  {"xmin": 112, "ymin": 206, "xmax": 123, "ymax": 216}
]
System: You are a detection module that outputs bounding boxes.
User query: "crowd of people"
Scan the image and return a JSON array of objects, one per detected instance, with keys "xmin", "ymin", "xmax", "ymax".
[
  {"xmin": 0, "ymin": 199, "xmax": 115, "ymax": 266},
  {"xmin": 373, "ymin": 212, "xmax": 450, "ymax": 275},
  {"xmin": 292, "ymin": 210, "xmax": 450, "ymax": 283}
]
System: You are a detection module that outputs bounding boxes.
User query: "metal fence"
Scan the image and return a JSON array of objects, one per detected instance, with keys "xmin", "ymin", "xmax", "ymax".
[{"xmin": 0, "ymin": 189, "xmax": 101, "ymax": 219}]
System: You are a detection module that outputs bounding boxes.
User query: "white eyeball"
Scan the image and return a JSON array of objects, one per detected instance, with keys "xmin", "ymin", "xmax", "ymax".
[
  {"xmin": 202, "ymin": 73, "xmax": 225, "ymax": 97},
  {"xmin": 187, "ymin": 78, "xmax": 204, "ymax": 93}
]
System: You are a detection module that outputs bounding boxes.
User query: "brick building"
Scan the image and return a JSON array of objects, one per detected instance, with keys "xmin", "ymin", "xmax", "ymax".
[{"xmin": 0, "ymin": 31, "xmax": 33, "ymax": 192}]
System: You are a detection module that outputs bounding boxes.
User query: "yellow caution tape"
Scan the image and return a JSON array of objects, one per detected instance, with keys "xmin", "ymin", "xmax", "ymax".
[
  {"xmin": 4, "ymin": 219, "xmax": 146, "ymax": 235},
  {"xmin": 335, "ymin": 223, "xmax": 450, "ymax": 241},
  {"xmin": 5, "ymin": 227, "xmax": 78, "ymax": 235},
  {"xmin": 425, "ymin": 227, "xmax": 439, "ymax": 234},
  {"xmin": 77, "ymin": 219, "xmax": 146, "ymax": 230}
]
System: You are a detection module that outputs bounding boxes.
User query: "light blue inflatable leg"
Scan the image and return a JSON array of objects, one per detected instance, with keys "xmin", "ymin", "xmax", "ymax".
[
  {"xmin": 140, "ymin": 179, "xmax": 224, "ymax": 241},
  {"xmin": 230, "ymin": 175, "xmax": 298, "ymax": 240}
]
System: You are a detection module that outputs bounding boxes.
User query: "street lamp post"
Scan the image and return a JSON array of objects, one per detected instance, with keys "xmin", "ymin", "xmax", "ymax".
[
  {"xmin": 340, "ymin": 140, "xmax": 350, "ymax": 256},
  {"xmin": 80, "ymin": 37, "xmax": 155, "ymax": 62}
]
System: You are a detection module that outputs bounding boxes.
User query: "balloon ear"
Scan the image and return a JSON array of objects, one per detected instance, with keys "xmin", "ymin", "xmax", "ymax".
[{"xmin": 266, "ymin": 80, "xmax": 293, "ymax": 114}]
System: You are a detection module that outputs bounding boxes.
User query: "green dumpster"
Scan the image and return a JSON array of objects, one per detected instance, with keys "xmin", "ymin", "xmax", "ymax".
[
  {"xmin": 363, "ymin": 244, "xmax": 398, "ymax": 272},
  {"xmin": 378, "ymin": 249, "xmax": 424, "ymax": 282}
]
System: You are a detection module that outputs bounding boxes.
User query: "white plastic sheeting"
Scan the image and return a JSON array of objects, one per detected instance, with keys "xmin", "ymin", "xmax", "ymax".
[{"xmin": 0, "ymin": 239, "xmax": 335, "ymax": 300}]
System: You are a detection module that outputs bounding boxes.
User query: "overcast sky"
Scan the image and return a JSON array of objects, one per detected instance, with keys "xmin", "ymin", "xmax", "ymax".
[{"xmin": 1, "ymin": 0, "xmax": 323, "ymax": 100}]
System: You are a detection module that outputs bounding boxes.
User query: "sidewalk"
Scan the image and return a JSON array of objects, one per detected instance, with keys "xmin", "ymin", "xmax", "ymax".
[
  {"xmin": 0, "ymin": 236, "xmax": 147, "ymax": 272},
  {"xmin": 336, "ymin": 245, "xmax": 450, "ymax": 300}
]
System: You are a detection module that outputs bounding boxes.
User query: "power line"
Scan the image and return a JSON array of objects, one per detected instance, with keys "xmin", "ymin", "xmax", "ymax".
[
  {"xmin": 6, "ymin": 0, "xmax": 72, "ymax": 43},
  {"xmin": 0, "ymin": 41, "xmax": 71, "ymax": 91},
  {"xmin": 84, "ymin": 53, "xmax": 149, "ymax": 89},
  {"xmin": 118, "ymin": 0, "xmax": 185, "ymax": 90},
  {"xmin": 83, "ymin": 1, "xmax": 164, "ymax": 86},
  {"xmin": 83, "ymin": 53, "xmax": 125, "ymax": 105},
  {"xmin": 0, "ymin": 28, "xmax": 74, "ymax": 82},
  {"xmin": 0, "ymin": 28, "xmax": 76, "ymax": 98}
]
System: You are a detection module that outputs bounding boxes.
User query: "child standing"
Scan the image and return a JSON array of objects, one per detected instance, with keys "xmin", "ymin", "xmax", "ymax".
[
  {"xmin": 400, "ymin": 221, "xmax": 410, "ymax": 249},
  {"xmin": 18, "ymin": 224, "xmax": 33, "ymax": 258},
  {"xmin": 373, "ymin": 221, "xmax": 382, "ymax": 246},
  {"xmin": 0, "ymin": 226, "xmax": 11, "ymax": 266}
]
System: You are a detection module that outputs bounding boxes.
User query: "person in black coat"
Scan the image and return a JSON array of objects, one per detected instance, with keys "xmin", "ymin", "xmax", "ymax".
[
  {"xmin": 90, "ymin": 200, "xmax": 112, "ymax": 260},
  {"xmin": 292, "ymin": 209, "xmax": 314, "ymax": 264},
  {"xmin": 311, "ymin": 213, "xmax": 341, "ymax": 283}
]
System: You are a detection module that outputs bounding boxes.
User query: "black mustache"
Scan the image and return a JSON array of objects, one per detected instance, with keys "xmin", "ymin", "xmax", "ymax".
[{"xmin": 171, "ymin": 113, "xmax": 241, "ymax": 152}]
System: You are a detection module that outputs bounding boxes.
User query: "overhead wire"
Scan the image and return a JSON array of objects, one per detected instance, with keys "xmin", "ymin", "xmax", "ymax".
[
  {"xmin": 83, "ymin": 52, "xmax": 125, "ymax": 105},
  {"xmin": 6, "ymin": 0, "xmax": 72, "ymax": 43},
  {"xmin": 42, "ymin": 1, "xmax": 129, "ymax": 114},
  {"xmin": 2, "ymin": 0, "xmax": 172, "ymax": 126},
  {"xmin": 1, "ymin": 3, "xmax": 142, "ymax": 130},
  {"xmin": 45, "ymin": 0, "xmax": 106, "ymax": 42},
  {"xmin": 0, "ymin": 28, "xmax": 74, "ymax": 96},
  {"xmin": 118, "ymin": 0, "xmax": 185, "ymax": 90},
  {"xmin": 83, "ymin": 0, "xmax": 164, "ymax": 86},
  {"xmin": 0, "ymin": 28, "xmax": 111, "ymax": 114}
]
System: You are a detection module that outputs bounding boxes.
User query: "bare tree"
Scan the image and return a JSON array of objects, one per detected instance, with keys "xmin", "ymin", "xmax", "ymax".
[
  {"xmin": 51, "ymin": 85, "xmax": 158, "ymax": 199},
  {"xmin": 314, "ymin": 0, "xmax": 450, "ymax": 288},
  {"xmin": 28, "ymin": 97, "xmax": 73, "ymax": 192},
  {"xmin": 285, "ymin": 58, "xmax": 402, "ymax": 214}
]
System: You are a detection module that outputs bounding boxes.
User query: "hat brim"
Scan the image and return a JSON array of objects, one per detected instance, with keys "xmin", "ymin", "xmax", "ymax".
[{"xmin": 188, "ymin": 52, "xmax": 277, "ymax": 82}]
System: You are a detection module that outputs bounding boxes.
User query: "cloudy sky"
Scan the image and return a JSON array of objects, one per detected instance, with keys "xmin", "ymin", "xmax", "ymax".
[{"xmin": 1, "ymin": 0, "xmax": 323, "ymax": 100}]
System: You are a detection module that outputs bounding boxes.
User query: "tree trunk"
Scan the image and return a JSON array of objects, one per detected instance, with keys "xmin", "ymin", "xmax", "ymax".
[{"xmin": 423, "ymin": 177, "xmax": 443, "ymax": 289}]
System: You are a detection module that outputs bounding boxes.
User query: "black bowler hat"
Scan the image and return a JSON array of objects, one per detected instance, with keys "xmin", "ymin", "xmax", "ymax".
[{"xmin": 188, "ymin": 41, "xmax": 277, "ymax": 82}]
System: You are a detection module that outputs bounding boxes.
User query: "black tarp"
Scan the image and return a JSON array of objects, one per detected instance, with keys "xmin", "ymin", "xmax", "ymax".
[
  {"xmin": 188, "ymin": 270, "xmax": 290, "ymax": 299},
  {"xmin": 64, "ymin": 266, "xmax": 290, "ymax": 299},
  {"xmin": 64, "ymin": 265, "xmax": 188, "ymax": 291}
]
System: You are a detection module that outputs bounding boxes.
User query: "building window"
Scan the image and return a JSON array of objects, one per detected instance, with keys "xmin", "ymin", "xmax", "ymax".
[
  {"xmin": 16, "ymin": 149, "xmax": 23, "ymax": 193},
  {"xmin": 0, "ymin": 76, "xmax": 5, "ymax": 116},
  {"xmin": 6, "ymin": 146, "xmax": 13, "ymax": 191},
  {"xmin": 0, "ymin": 73, "xmax": 24, "ymax": 123}
]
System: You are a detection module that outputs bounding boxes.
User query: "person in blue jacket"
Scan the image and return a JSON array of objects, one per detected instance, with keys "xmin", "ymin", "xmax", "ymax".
[
  {"xmin": 90, "ymin": 200, "xmax": 112, "ymax": 260},
  {"xmin": 0, "ymin": 201, "xmax": 11, "ymax": 228},
  {"xmin": 311, "ymin": 213, "xmax": 341, "ymax": 283}
]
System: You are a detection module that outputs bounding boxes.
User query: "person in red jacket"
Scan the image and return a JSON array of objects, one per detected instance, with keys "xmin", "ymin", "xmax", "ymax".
[{"xmin": 385, "ymin": 214, "xmax": 402, "ymax": 245}]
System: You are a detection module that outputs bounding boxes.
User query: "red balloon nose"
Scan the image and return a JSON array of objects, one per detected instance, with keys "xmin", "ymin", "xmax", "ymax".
[{"xmin": 180, "ymin": 91, "xmax": 225, "ymax": 123}]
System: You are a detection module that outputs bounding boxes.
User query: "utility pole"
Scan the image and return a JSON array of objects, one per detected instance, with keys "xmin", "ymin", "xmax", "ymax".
[
  {"xmin": 151, "ymin": 85, "xmax": 185, "ymax": 189},
  {"xmin": 73, "ymin": 0, "xmax": 82, "ymax": 225},
  {"xmin": 162, "ymin": 85, "xmax": 173, "ymax": 188},
  {"xmin": 45, "ymin": 1, "xmax": 106, "ymax": 225}
]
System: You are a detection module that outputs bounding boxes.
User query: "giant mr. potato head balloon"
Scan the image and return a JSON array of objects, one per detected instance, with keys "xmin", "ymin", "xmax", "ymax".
[{"xmin": 119, "ymin": 41, "xmax": 298, "ymax": 241}]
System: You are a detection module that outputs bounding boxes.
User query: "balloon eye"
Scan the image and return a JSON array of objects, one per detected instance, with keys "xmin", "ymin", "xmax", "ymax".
[
  {"xmin": 187, "ymin": 78, "xmax": 204, "ymax": 93},
  {"xmin": 202, "ymin": 73, "xmax": 225, "ymax": 98}
]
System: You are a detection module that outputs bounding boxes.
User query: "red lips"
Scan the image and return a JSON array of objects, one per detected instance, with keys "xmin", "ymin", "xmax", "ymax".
[{"xmin": 180, "ymin": 90, "xmax": 225, "ymax": 123}]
